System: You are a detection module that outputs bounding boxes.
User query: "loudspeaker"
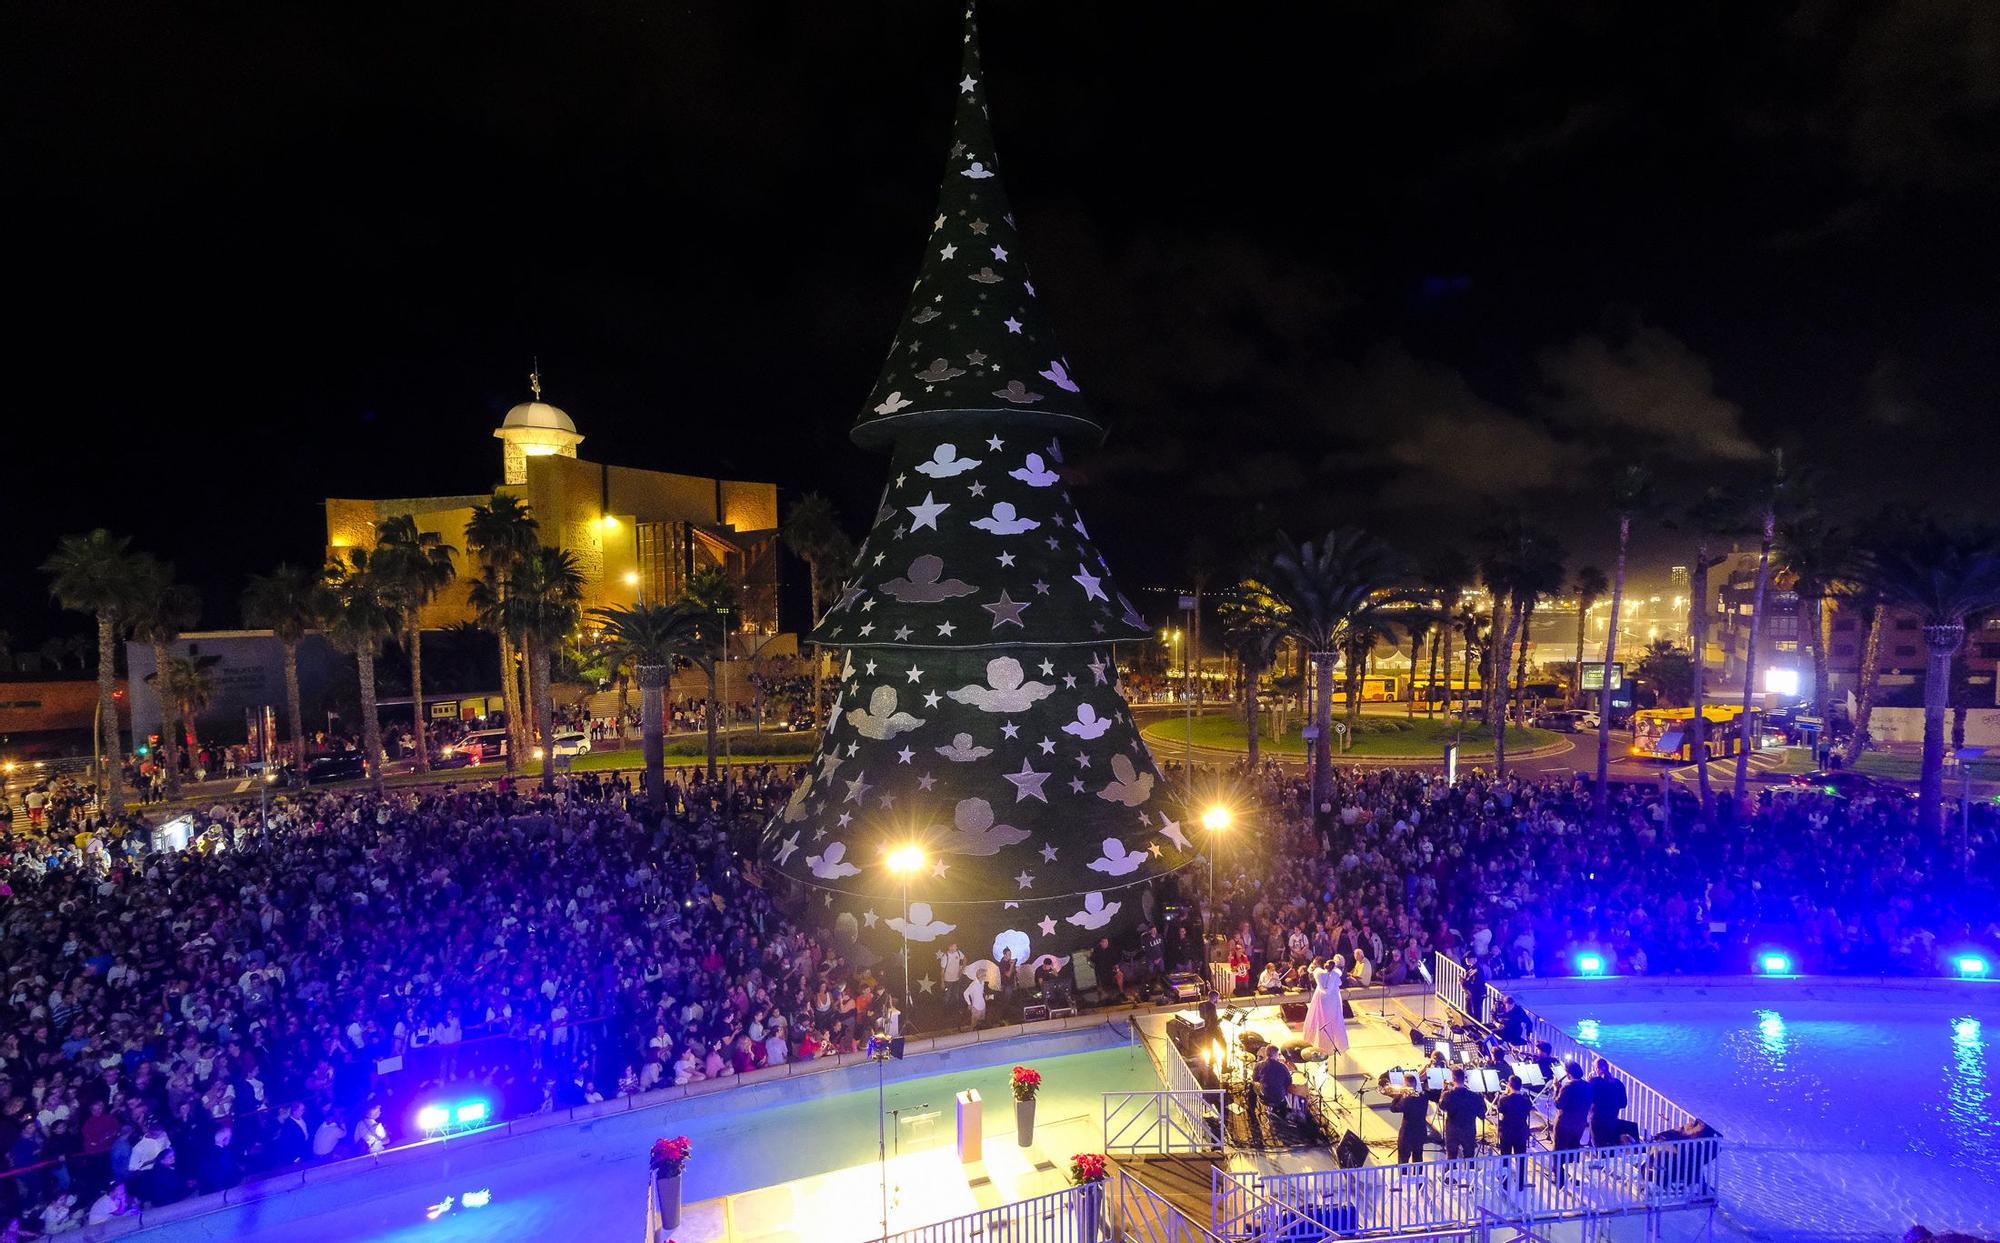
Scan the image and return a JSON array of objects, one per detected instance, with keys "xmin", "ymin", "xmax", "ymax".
[
  {"xmin": 1280, "ymin": 1002, "xmax": 1308, "ymax": 1022},
  {"xmin": 1168, "ymin": 1017, "xmax": 1201, "ymax": 1057},
  {"xmin": 1336, "ymin": 1131, "xmax": 1368, "ymax": 1169}
]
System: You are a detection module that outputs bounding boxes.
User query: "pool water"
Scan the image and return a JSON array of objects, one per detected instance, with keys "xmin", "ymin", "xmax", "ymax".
[
  {"xmin": 128, "ymin": 1025, "xmax": 1154, "ymax": 1242},
  {"xmin": 1511, "ymin": 978, "xmax": 2000, "ymax": 1243}
]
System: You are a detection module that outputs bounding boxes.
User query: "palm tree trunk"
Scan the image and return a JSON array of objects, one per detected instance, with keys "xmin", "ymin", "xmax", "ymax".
[
  {"xmin": 1486, "ymin": 595, "xmax": 1508, "ymax": 725},
  {"xmin": 1809, "ymin": 595, "xmax": 1833, "ymax": 730},
  {"xmin": 638, "ymin": 665, "xmax": 667, "ymax": 805},
  {"xmin": 1407, "ymin": 628, "xmax": 1421, "ymax": 719},
  {"xmin": 1493, "ymin": 601, "xmax": 1524, "ymax": 776},
  {"xmin": 1844, "ymin": 605, "xmax": 1885, "ymax": 764},
  {"xmin": 1513, "ymin": 599, "xmax": 1535, "ymax": 723},
  {"xmin": 1459, "ymin": 633, "xmax": 1474, "ymax": 740},
  {"xmin": 96, "ymin": 612, "xmax": 125, "ymax": 817},
  {"xmin": 1573, "ymin": 602, "xmax": 1589, "ymax": 708},
  {"xmin": 357, "ymin": 644, "xmax": 385, "ymax": 796},
  {"xmin": 408, "ymin": 621, "xmax": 430, "ymax": 773},
  {"xmin": 807, "ymin": 559, "xmax": 827, "ymax": 728},
  {"xmin": 1310, "ymin": 651, "xmax": 1335, "ymax": 826},
  {"xmin": 282, "ymin": 638, "xmax": 306, "ymax": 765},
  {"xmin": 1917, "ymin": 627, "xmax": 1962, "ymax": 835},
  {"xmin": 530, "ymin": 643, "xmax": 556, "ymax": 792},
  {"xmin": 151, "ymin": 640, "xmax": 183, "ymax": 800},
  {"xmin": 1426, "ymin": 630, "xmax": 1442, "ymax": 719},
  {"xmin": 1243, "ymin": 659, "xmax": 1261, "ymax": 772},
  {"xmin": 497, "ymin": 632, "xmax": 522, "ymax": 772},
  {"xmin": 1691, "ymin": 547, "xmax": 1713, "ymax": 821},
  {"xmin": 1734, "ymin": 510, "xmax": 1775, "ymax": 805},
  {"xmin": 704, "ymin": 663, "xmax": 721, "ymax": 780},
  {"xmin": 1593, "ymin": 517, "xmax": 1630, "ymax": 830}
]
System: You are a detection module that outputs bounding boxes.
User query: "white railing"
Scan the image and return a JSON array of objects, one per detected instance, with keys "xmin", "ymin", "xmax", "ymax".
[
  {"xmin": 1254, "ymin": 1136, "xmax": 1720, "ymax": 1238},
  {"xmin": 1431, "ymin": 951, "xmax": 1467, "ymax": 1022},
  {"xmin": 1103, "ymin": 1090, "xmax": 1226, "ymax": 1156},
  {"xmin": 873, "ymin": 1182, "xmax": 1102, "ymax": 1243},
  {"xmin": 1428, "ymin": 953, "xmax": 1698, "ymax": 1136},
  {"xmin": 1114, "ymin": 1169, "xmax": 1229, "ymax": 1242}
]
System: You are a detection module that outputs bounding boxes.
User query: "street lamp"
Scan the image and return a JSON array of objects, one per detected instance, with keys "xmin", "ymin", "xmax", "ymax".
[
  {"xmin": 1201, "ymin": 804, "xmax": 1232, "ymax": 918},
  {"xmin": 886, "ymin": 844, "xmax": 926, "ymax": 1000}
]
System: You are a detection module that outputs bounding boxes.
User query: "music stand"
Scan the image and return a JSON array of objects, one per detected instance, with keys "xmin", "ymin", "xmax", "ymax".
[{"xmin": 1425, "ymin": 1067, "xmax": 1449, "ymax": 1092}]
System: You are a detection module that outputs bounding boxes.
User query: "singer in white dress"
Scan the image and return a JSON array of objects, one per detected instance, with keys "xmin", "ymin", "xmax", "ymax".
[{"xmin": 1302, "ymin": 957, "xmax": 1350, "ymax": 1055}]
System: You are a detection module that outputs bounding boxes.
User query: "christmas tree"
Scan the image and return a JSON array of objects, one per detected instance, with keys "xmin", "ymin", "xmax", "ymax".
[{"xmin": 763, "ymin": 4, "xmax": 1196, "ymax": 994}]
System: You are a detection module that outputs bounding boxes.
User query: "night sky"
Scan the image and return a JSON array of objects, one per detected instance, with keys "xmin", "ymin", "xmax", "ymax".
[{"xmin": 7, "ymin": 1, "xmax": 1998, "ymax": 647}]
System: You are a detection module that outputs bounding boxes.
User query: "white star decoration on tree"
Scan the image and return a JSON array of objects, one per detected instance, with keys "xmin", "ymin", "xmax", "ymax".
[{"xmin": 1003, "ymin": 759, "xmax": 1050, "ymax": 803}]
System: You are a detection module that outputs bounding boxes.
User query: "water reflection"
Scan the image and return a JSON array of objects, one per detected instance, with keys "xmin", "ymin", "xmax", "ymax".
[
  {"xmin": 1949, "ymin": 1016, "xmax": 1990, "ymax": 1138},
  {"xmin": 1575, "ymin": 1018, "xmax": 1601, "ymax": 1045},
  {"xmin": 1756, "ymin": 1008, "xmax": 1788, "ymax": 1070}
]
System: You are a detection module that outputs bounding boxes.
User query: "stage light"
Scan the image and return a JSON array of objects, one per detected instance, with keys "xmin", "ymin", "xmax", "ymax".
[
  {"xmin": 885, "ymin": 844, "xmax": 925, "ymax": 875},
  {"xmin": 1957, "ymin": 955, "xmax": 1990, "ymax": 979},
  {"xmin": 455, "ymin": 1101, "xmax": 489, "ymax": 1124},
  {"xmin": 1202, "ymin": 805, "xmax": 1233, "ymax": 833},
  {"xmin": 1759, "ymin": 952, "xmax": 1793, "ymax": 975},
  {"xmin": 1575, "ymin": 953, "xmax": 1607, "ymax": 977},
  {"xmin": 461, "ymin": 1189, "xmax": 491, "ymax": 1209},
  {"xmin": 416, "ymin": 1106, "xmax": 449, "ymax": 1131}
]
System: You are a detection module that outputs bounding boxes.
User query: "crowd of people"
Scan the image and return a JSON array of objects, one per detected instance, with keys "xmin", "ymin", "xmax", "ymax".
[{"xmin": 3, "ymin": 730, "xmax": 1994, "ymax": 1230}]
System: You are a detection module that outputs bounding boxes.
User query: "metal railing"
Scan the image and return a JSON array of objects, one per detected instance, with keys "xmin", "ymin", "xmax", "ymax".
[
  {"xmin": 1113, "ymin": 1169, "xmax": 1229, "ymax": 1242},
  {"xmin": 1429, "ymin": 954, "xmax": 1699, "ymax": 1136},
  {"xmin": 873, "ymin": 1182, "xmax": 1103, "ymax": 1243},
  {"xmin": 1253, "ymin": 1136, "xmax": 1721, "ymax": 1239},
  {"xmin": 1103, "ymin": 1090, "xmax": 1226, "ymax": 1156}
]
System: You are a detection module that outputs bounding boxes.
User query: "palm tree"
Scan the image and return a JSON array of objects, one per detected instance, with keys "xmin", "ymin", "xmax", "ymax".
[
  {"xmin": 590, "ymin": 601, "xmax": 704, "ymax": 805},
  {"xmin": 1250, "ymin": 529, "xmax": 1406, "ymax": 825},
  {"xmin": 242, "ymin": 563, "xmax": 332, "ymax": 765},
  {"xmin": 43, "ymin": 530, "xmax": 141, "ymax": 816},
  {"xmin": 679, "ymin": 565, "xmax": 742, "ymax": 778},
  {"xmin": 1840, "ymin": 572, "xmax": 1889, "ymax": 766},
  {"xmin": 1419, "ymin": 551, "xmax": 1473, "ymax": 722},
  {"xmin": 780, "ymin": 493, "xmax": 855, "ymax": 728},
  {"xmin": 1569, "ymin": 565, "xmax": 1609, "ymax": 707},
  {"xmin": 1776, "ymin": 514, "xmax": 1853, "ymax": 733},
  {"xmin": 158, "ymin": 654, "xmax": 220, "ymax": 757},
  {"xmin": 374, "ymin": 515, "xmax": 459, "ymax": 772},
  {"xmin": 1594, "ymin": 466, "xmax": 1653, "ymax": 830},
  {"xmin": 1733, "ymin": 452, "xmax": 1787, "ymax": 806},
  {"xmin": 126, "ymin": 556, "xmax": 200, "ymax": 799},
  {"xmin": 503, "ymin": 547, "xmax": 585, "ymax": 792},
  {"xmin": 1681, "ymin": 487, "xmax": 1745, "ymax": 821},
  {"xmin": 1864, "ymin": 525, "xmax": 2000, "ymax": 834},
  {"xmin": 324, "ymin": 549, "xmax": 402, "ymax": 795},
  {"xmin": 1480, "ymin": 518, "xmax": 1565, "ymax": 775},
  {"xmin": 466, "ymin": 495, "xmax": 541, "ymax": 767},
  {"xmin": 1454, "ymin": 605, "xmax": 1486, "ymax": 736},
  {"xmin": 1216, "ymin": 589, "xmax": 1285, "ymax": 772}
]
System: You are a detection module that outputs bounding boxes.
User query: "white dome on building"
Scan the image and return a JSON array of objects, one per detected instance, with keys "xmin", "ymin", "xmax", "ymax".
[{"xmin": 499, "ymin": 400, "xmax": 579, "ymax": 436}]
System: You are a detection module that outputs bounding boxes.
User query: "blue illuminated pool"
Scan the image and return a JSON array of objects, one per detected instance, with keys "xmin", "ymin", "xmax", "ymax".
[
  {"xmin": 123, "ymin": 1022, "xmax": 1152, "ymax": 1241},
  {"xmin": 1510, "ymin": 977, "xmax": 2000, "ymax": 1243}
]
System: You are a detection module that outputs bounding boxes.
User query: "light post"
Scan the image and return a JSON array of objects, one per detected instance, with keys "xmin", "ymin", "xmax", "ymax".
[
  {"xmin": 624, "ymin": 569, "xmax": 643, "ymax": 606},
  {"xmin": 1201, "ymin": 804, "xmax": 1232, "ymax": 928},
  {"xmin": 868, "ymin": 1031, "xmax": 894, "ymax": 1241},
  {"xmin": 1180, "ymin": 595, "xmax": 1197, "ymax": 781},
  {"xmin": 886, "ymin": 844, "xmax": 926, "ymax": 1000}
]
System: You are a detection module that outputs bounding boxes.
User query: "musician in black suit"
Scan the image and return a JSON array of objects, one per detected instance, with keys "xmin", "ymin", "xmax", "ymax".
[
  {"xmin": 1588, "ymin": 1058, "xmax": 1629, "ymax": 1148},
  {"xmin": 1553, "ymin": 1061, "xmax": 1592, "ymax": 1185},
  {"xmin": 1438, "ymin": 1067, "xmax": 1486, "ymax": 1159},
  {"xmin": 1461, "ymin": 959, "xmax": 1489, "ymax": 1025},
  {"xmin": 1494, "ymin": 1076, "xmax": 1534, "ymax": 1156},
  {"xmin": 1390, "ymin": 1085, "xmax": 1430, "ymax": 1165}
]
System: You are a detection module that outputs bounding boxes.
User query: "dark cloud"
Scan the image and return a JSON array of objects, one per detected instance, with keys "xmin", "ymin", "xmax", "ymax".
[{"xmin": 1538, "ymin": 326, "xmax": 1761, "ymax": 461}]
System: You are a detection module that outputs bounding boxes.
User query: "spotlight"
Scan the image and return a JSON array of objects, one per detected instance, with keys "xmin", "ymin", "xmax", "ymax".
[
  {"xmin": 416, "ymin": 1106, "xmax": 449, "ymax": 1131},
  {"xmin": 455, "ymin": 1101, "xmax": 489, "ymax": 1125},
  {"xmin": 1758, "ymin": 952, "xmax": 1793, "ymax": 975},
  {"xmin": 1956, "ymin": 955, "xmax": 1990, "ymax": 979},
  {"xmin": 1575, "ymin": 953, "xmax": 1607, "ymax": 977}
]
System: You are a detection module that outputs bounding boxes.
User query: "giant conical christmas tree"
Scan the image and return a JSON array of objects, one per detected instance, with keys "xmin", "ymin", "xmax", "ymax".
[{"xmin": 764, "ymin": 4, "xmax": 1196, "ymax": 988}]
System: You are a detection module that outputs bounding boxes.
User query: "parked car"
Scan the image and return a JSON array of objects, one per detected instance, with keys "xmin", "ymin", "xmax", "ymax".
[
  {"xmin": 436, "ymin": 728, "xmax": 511, "ymax": 767},
  {"xmin": 285, "ymin": 751, "xmax": 367, "ymax": 785},
  {"xmin": 551, "ymin": 731, "xmax": 591, "ymax": 758},
  {"xmin": 1788, "ymin": 770, "xmax": 1914, "ymax": 802}
]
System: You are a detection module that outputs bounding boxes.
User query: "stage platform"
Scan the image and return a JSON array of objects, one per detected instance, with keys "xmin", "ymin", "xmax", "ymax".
[{"xmin": 671, "ymin": 1105, "xmax": 1096, "ymax": 1242}]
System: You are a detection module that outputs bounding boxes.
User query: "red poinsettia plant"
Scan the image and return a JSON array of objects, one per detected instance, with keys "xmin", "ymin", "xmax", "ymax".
[
  {"xmin": 1068, "ymin": 1153, "xmax": 1109, "ymax": 1185},
  {"xmin": 1011, "ymin": 1065, "xmax": 1042, "ymax": 1102},
  {"xmin": 650, "ymin": 1136, "xmax": 692, "ymax": 1176}
]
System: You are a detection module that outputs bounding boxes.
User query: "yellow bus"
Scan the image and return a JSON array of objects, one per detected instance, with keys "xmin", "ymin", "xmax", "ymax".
[{"xmin": 1629, "ymin": 705, "xmax": 1762, "ymax": 762}]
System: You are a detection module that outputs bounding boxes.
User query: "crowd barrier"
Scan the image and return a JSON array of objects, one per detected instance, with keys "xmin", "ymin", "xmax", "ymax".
[
  {"xmin": 1431, "ymin": 952, "xmax": 1699, "ymax": 1136},
  {"xmin": 1250, "ymin": 1136, "xmax": 1720, "ymax": 1240},
  {"xmin": 872, "ymin": 1182, "xmax": 1104, "ymax": 1243}
]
